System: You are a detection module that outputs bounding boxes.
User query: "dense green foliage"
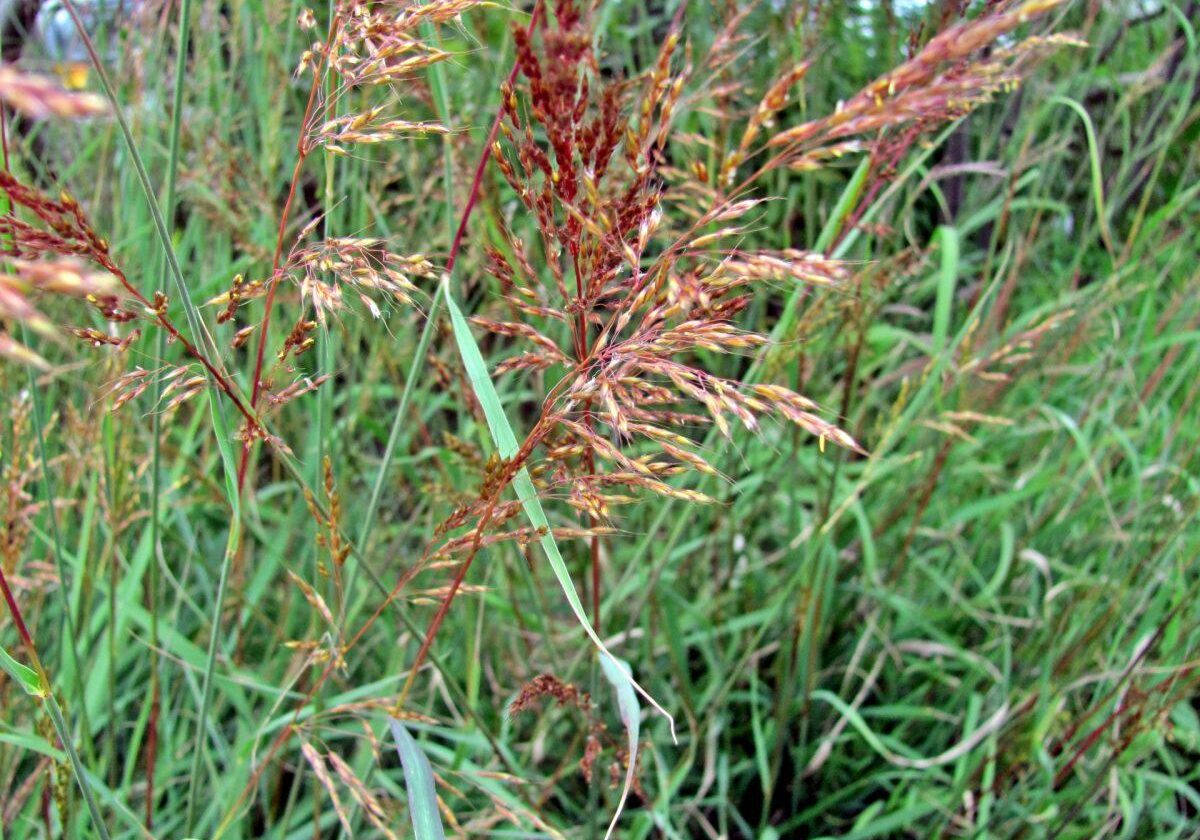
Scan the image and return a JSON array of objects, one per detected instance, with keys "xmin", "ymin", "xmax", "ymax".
[{"xmin": 1, "ymin": 1, "xmax": 1198, "ymax": 837}]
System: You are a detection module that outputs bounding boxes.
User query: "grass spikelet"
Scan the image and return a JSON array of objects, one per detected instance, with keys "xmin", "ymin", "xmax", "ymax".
[{"xmin": 300, "ymin": 743, "xmax": 353, "ymax": 835}]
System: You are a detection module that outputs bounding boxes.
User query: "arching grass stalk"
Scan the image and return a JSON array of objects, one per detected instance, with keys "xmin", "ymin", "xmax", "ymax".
[
  {"xmin": 2, "ymin": 84, "xmax": 107, "ymax": 837},
  {"xmin": 58, "ymin": 3, "xmax": 246, "ymax": 834},
  {"xmin": 146, "ymin": 0, "xmax": 193, "ymax": 828},
  {"xmin": 59, "ymin": 0, "xmax": 222, "ymax": 367}
]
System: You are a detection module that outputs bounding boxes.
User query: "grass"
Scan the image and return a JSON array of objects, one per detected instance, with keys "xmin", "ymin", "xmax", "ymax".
[{"xmin": 1, "ymin": 0, "xmax": 1199, "ymax": 837}]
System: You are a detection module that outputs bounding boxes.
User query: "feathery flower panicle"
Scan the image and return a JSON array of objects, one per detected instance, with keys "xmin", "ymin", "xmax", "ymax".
[
  {"xmin": 287, "ymin": 237, "xmax": 435, "ymax": 324},
  {"xmin": 0, "ymin": 173, "xmax": 139, "ymax": 367},
  {"xmin": 759, "ymin": 0, "xmax": 1078, "ymax": 167},
  {"xmin": 316, "ymin": 108, "xmax": 448, "ymax": 156},
  {"xmin": 464, "ymin": 0, "xmax": 866, "ymax": 531},
  {"xmin": 308, "ymin": 0, "xmax": 484, "ymax": 87},
  {"xmin": 459, "ymin": 0, "xmax": 1070, "ymax": 545}
]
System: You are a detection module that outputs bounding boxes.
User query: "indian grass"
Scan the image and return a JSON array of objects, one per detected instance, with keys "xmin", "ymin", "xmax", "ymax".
[{"xmin": 1, "ymin": 1, "xmax": 1198, "ymax": 836}]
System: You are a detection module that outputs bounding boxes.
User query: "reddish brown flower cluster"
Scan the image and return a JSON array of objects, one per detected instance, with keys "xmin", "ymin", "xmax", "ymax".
[
  {"xmin": 0, "ymin": 171, "xmax": 147, "ymax": 368},
  {"xmin": 0, "ymin": 169, "xmax": 263, "ymax": 427},
  {"xmin": 312, "ymin": 0, "xmax": 476, "ymax": 87},
  {"xmin": 472, "ymin": 0, "xmax": 862, "ymax": 529},
  {"xmin": 763, "ymin": 0, "xmax": 1080, "ymax": 171},
  {"xmin": 509, "ymin": 673, "xmax": 590, "ymax": 714}
]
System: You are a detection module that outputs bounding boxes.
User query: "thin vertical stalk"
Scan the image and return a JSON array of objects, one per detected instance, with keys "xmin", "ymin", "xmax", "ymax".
[
  {"xmin": 103, "ymin": 424, "xmax": 117, "ymax": 794},
  {"xmin": 0, "ymin": 562, "xmax": 111, "ymax": 840},
  {"xmin": 44, "ymin": 692, "xmax": 110, "ymax": 840},
  {"xmin": 319, "ymin": 0, "xmax": 341, "ymax": 624},
  {"xmin": 183, "ymin": 515, "xmax": 241, "ymax": 834},
  {"xmin": 241, "ymin": 12, "xmax": 344, "ymax": 477},
  {"xmin": 146, "ymin": 0, "xmax": 193, "ymax": 827}
]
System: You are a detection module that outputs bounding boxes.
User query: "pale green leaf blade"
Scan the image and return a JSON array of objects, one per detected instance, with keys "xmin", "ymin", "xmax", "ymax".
[
  {"xmin": 0, "ymin": 644, "xmax": 43, "ymax": 697},
  {"xmin": 931, "ymin": 225, "xmax": 960, "ymax": 357},
  {"xmin": 389, "ymin": 718, "xmax": 447, "ymax": 840},
  {"xmin": 443, "ymin": 279, "xmax": 676, "ymax": 741},
  {"xmin": 600, "ymin": 655, "xmax": 640, "ymax": 840},
  {"xmin": 1049, "ymin": 95, "xmax": 1114, "ymax": 255}
]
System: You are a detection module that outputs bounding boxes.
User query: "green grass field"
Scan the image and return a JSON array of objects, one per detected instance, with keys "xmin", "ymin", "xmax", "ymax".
[{"xmin": 1, "ymin": 0, "xmax": 1198, "ymax": 837}]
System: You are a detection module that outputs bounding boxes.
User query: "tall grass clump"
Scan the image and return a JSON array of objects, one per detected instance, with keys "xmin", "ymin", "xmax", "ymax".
[{"xmin": 1, "ymin": 0, "xmax": 1198, "ymax": 837}]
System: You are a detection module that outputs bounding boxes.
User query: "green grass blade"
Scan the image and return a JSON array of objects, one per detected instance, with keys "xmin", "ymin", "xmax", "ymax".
[
  {"xmin": 815, "ymin": 155, "xmax": 871, "ymax": 254},
  {"xmin": 0, "ymin": 645, "xmax": 40, "ymax": 696},
  {"xmin": 44, "ymin": 693, "xmax": 113, "ymax": 840},
  {"xmin": 931, "ymin": 225, "xmax": 960, "ymax": 356},
  {"xmin": 146, "ymin": 2, "xmax": 191, "ymax": 822},
  {"xmin": 389, "ymin": 718, "xmax": 447, "ymax": 840},
  {"xmin": 442, "ymin": 277, "xmax": 676, "ymax": 740},
  {"xmin": 1049, "ymin": 95, "xmax": 1114, "ymax": 256}
]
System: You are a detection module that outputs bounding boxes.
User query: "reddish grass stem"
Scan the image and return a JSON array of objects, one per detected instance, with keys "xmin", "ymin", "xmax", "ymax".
[
  {"xmin": 239, "ymin": 12, "xmax": 344, "ymax": 492},
  {"xmin": 0, "ymin": 565, "xmax": 36, "ymax": 655},
  {"xmin": 447, "ymin": 1, "xmax": 543, "ymax": 276},
  {"xmin": 393, "ymin": 0, "xmax": 548, "ymax": 698},
  {"xmin": 397, "ymin": 418, "xmax": 549, "ymax": 706},
  {"xmin": 221, "ymin": 5, "xmax": 546, "ymax": 822}
]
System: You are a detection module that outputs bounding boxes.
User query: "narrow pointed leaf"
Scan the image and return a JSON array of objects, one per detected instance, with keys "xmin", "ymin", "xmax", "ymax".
[
  {"xmin": 600, "ymin": 655, "xmax": 641, "ymax": 840},
  {"xmin": 0, "ymin": 645, "xmax": 43, "ymax": 696},
  {"xmin": 931, "ymin": 225, "xmax": 959, "ymax": 357},
  {"xmin": 442, "ymin": 278, "xmax": 676, "ymax": 741},
  {"xmin": 389, "ymin": 717, "xmax": 446, "ymax": 840}
]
